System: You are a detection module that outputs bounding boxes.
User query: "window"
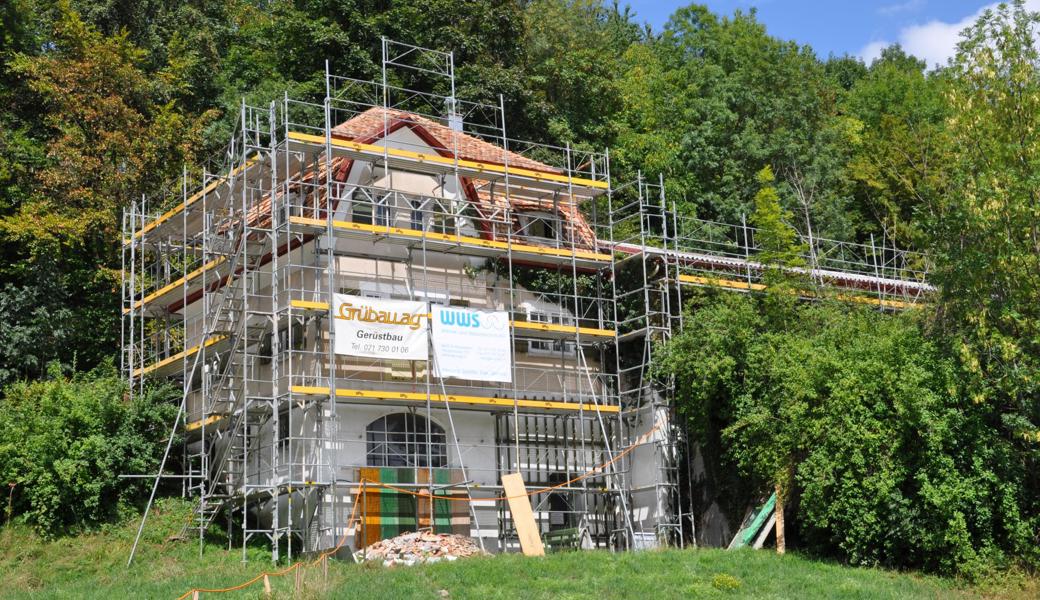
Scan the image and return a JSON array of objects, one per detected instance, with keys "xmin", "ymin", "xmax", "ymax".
[
  {"xmin": 258, "ymin": 322, "xmax": 303, "ymax": 364},
  {"xmin": 525, "ymin": 308, "xmax": 576, "ymax": 356},
  {"xmin": 374, "ymin": 192, "xmax": 390, "ymax": 226},
  {"xmin": 351, "ymin": 188, "xmax": 390, "ymax": 226},
  {"xmin": 366, "ymin": 413, "xmax": 447, "ymax": 468},
  {"xmin": 409, "ymin": 196, "xmax": 423, "ymax": 231},
  {"xmin": 351, "ymin": 187, "xmax": 372, "ymax": 225},
  {"xmin": 430, "ymin": 200, "xmax": 454, "ymax": 235},
  {"xmin": 518, "ymin": 212, "xmax": 560, "ymax": 243},
  {"xmin": 408, "ymin": 196, "xmax": 454, "ymax": 235},
  {"xmin": 547, "ymin": 472, "xmax": 574, "ymax": 530}
]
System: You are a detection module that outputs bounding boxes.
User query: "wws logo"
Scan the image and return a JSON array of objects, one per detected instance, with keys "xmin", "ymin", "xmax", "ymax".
[
  {"xmin": 437, "ymin": 309, "xmax": 508, "ymax": 331},
  {"xmin": 438, "ymin": 309, "xmax": 481, "ymax": 328}
]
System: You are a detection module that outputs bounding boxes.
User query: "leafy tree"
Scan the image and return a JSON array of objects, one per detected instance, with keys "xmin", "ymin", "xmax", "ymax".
[
  {"xmin": 616, "ymin": 6, "xmax": 858, "ymax": 240},
  {"xmin": 925, "ymin": 0, "xmax": 1040, "ymax": 562},
  {"xmin": 0, "ymin": 4, "xmax": 210, "ymax": 384},
  {"xmin": 844, "ymin": 45, "xmax": 949, "ymax": 249},
  {"xmin": 0, "ymin": 362, "xmax": 178, "ymax": 536},
  {"xmin": 519, "ymin": 0, "xmax": 641, "ymax": 147}
]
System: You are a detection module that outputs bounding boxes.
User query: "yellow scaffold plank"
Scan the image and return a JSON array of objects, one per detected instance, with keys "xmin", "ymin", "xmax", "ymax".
[
  {"xmin": 834, "ymin": 292, "xmax": 915, "ymax": 310},
  {"xmin": 123, "ymin": 257, "xmax": 226, "ymax": 314},
  {"xmin": 677, "ymin": 274, "xmax": 765, "ymax": 292},
  {"xmin": 289, "ymin": 299, "xmax": 615, "ymax": 338},
  {"xmin": 132, "ymin": 335, "xmax": 229, "ymax": 378},
  {"xmin": 289, "ymin": 299, "xmax": 331, "ymax": 311},
  {"xmin": 511, "ymin": 320, "xmax": 616, "ymax": 338},
  {"xmin": 286, "ymin": 131, "xmax": 609, "ymax": 190},
  {"xmin": 130, "ymin": 155, "xmax": 260, "ymax": 241},
  {"xmin": 677, "ymin": 274, "xmax": 916, "ymax": 309},
  {"xmin": 288, "ymin": 216, "xmax": 612, "ymax": 263},
  {"xmin": 289, "ymin": 386, "xmax": 620, "ymax": 414},
  {"xmin": 185, "ymin": 414, "xmax": 224, "ymax": 432}
]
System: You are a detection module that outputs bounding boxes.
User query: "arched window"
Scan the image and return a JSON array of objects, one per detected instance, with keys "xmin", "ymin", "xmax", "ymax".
[{"xmin": 366, "ymin": 413, "xmax": 447, "ymax": 468}]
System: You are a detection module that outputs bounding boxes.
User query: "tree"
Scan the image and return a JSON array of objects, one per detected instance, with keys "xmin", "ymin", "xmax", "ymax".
[
  {"xmin": 520, "ymin": 0, "xmax": 641, "ymax": 147},
  {"xmin": 657, "ymin": 293, "xmax": 1034, "ymax": 573},
  {"xmin": 740, "ymin": 167, "xmax": 812, "ymax": 553},
  {"xmin": 615, "ymin": 6, "xmax": 858, "ymax": 240},
  {"xmin": 0, "ymin": 3, "xmax": 209, "ymax": 384},
  {"xmin": 925, "ymin": 0, "xmax": 1040, "ymax": 563},
  {"xmin": 843, "ymin": 45, "xmax": 949, "ymax": 249}
]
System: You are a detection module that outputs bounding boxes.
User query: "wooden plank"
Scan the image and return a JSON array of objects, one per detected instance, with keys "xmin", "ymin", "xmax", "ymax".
[
  {"xmin": 132, "ymin": 335, "xmax": 229, "ymax": 378},
  {"xmin": 123, "ymin": 257, "xmax": 226, "ymax": 314},
  {"xmin": 752, "ymin": 513, "xmax": 776, "ymax": 549},
  {"xmin": 184, "ymin": 414, "xmax": 224, "ymax": 432},
  {"xmin": 727, "ymin": 492, "xmax": 776, "ymax": 550},
  {"xmin": 501, "ymin": 473, "xmax": 544, "ymax": 557},
  {"xmin": 130, "ymin": 155, "xmax": 260, "ymax": 241}
]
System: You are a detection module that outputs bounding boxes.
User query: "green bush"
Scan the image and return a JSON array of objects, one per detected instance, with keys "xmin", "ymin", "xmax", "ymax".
[
  {"xmin": 0, "ymin": 362, "xmax": 177, "ymax": 537},
  {"xmin": 656, "ymin": 293, "xmax": 1036, "ymax": 575}
]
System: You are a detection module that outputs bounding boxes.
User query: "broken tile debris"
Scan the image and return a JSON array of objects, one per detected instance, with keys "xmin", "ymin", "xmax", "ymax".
[{"xmin": 355, "ymin": 530, "xmax": 487, "ymax": 567}]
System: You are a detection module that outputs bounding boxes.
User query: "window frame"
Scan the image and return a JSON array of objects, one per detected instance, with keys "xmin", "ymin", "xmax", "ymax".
[{"xmin": 366, "ymin": 413, "xmax": 448, "ymax": 469}]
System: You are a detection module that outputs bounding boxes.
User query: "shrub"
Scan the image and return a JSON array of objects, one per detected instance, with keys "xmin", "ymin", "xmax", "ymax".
[
  {"xmin": 0, "ymin": 362, "xmax": 177, "ymax": 536},
  {"xmin": 657, "ymin": 292, "xmax": 1037, "ymax": 575}
]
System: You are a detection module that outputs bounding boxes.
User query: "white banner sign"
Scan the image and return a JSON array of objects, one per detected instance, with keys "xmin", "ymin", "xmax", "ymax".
[
  {"xmin": 431, "ymin": 305, "xmax": 512, "ymax": 382},
  {"xmin": 333, "ymin": 294, "xmax": 428, "ymax": 360}
]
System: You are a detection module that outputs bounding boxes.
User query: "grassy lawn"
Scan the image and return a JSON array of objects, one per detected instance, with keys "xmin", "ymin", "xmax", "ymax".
[{"xmin": 1, "ymin": 498, "xmax": 1034, "ymax": 599}]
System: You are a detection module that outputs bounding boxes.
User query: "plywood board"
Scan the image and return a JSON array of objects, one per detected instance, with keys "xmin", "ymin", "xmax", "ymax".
[{"xmin": 501, "ymin": 473, "xmax": 545, "ymax": 556}]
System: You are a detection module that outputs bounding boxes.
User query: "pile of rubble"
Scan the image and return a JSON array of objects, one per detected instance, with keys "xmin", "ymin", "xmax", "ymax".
[{"xmin": 355, "ymin": 531, "xmax": 487, "ymax": 567}]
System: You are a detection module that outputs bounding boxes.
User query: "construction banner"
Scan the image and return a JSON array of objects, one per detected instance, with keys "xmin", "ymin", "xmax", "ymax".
[
  {"xmin": 333, "ymin": 294, "xmax": 428, "ymax": 360},
  {"xmin": 431, "ymin": 305, "xmax": 512, "ymax": 382}
]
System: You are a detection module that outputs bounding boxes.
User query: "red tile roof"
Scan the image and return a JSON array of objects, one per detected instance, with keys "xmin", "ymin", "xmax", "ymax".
[
  {"xmin": 248, "ymin": 108, "xmax": 596, "ymax": 249},
  {"xmin": 332, "ymin": 108, "xmax": 562, "ymax": 174}
]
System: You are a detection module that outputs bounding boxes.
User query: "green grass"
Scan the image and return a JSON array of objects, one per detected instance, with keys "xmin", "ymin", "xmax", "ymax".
[{"xmin": 0, "ymin": 498, "xmax": 1035, "ymax": 599}]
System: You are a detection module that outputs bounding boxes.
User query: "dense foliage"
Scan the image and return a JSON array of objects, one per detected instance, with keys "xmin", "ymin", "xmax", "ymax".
[
  {"xmin": 658, "ymin": 294, "xmax": 1034, "ymax": 575},
  {"xmin": 0, "ymin": 363, "xmax": 177, "ymax": 537},
  {"xmin": 1, "ymin": 0, "xmax": 1039, "ymax": 577}
]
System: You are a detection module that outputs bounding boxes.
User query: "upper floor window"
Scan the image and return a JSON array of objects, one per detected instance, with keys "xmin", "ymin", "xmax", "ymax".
[
  {"xmin": 352, "ymin": 187, "xmax": 390, "ymax": 226},
  {"xmin": 517, "ymin": 211, "xmax": 561, "ymax": 244},
  {"xmin": 407, "ymin": 196, "xmax": 455, "ymax": 235},
  {"xmin": 525, "ymin": 308, "xmax": 576, "ymax": 356}
]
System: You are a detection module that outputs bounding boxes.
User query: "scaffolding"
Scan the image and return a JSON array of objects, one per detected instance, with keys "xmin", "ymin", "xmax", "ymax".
[{"xmin": 121, "ymin": 39, "xmax": 932, "ymax": 563}]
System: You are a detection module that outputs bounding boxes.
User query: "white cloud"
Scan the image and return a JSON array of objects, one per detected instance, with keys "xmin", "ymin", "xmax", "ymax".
[
  {"xmin": 859, "ymin": 40, "xmax": 891, "ymax": 64},
  {"xmin": 859, "ymin": 0, "xmax": 1040, "ymax": 68}
]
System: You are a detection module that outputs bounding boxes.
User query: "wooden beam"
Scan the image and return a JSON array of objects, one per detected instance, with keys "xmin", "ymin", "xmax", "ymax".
[
  {"xmin": 123, "ymin": 257, "xmax": 226, "ymax": 314},
  {"xmin": 130, "ymin": 155, "xmax": 260, "ymax": 241},
  {"xmin": 501, "ymin": 473, "xmax": 545, "ymax": 556},
  {"xmin": 132, "ymin": 335, "xmax": 229, "ymax": 378}
]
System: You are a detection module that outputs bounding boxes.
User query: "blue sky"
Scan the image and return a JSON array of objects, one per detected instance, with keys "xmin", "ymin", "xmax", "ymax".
[{"xmin": 623, "ymin": 1, "xmax": 1038, "ymax": 67}]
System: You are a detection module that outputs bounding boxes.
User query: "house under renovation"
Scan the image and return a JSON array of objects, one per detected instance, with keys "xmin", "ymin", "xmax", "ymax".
[{"xmin": 122, "ymin": 40, "xmax": 931, "ymax": 562}]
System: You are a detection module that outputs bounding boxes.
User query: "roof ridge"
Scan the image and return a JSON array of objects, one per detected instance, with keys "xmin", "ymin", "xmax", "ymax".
[{"xmin": 331, "ymin": 107, "xmax": 562, "ymax": 175}]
